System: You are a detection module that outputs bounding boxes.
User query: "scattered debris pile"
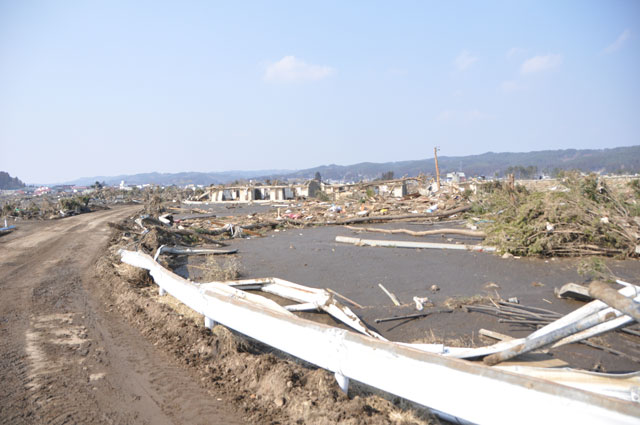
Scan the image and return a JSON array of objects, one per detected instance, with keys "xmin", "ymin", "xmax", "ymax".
[
  {"xmin": 175, "ymin": 191, "xmax": 471, "ymax": 241},
  {"xmin": 471, "ymin": 173, "xmax": 640, "ymax": 257},
  {"xmin": 94, "ymin": 182, "xmax": 640, "ymax": 424},
  {"xmin": 465, "ymin": 296, "xmax": 640, "ymax": 364},
  {"xmin": 0, "ymin": 193, "xmax": 112, "ymax": 220}
]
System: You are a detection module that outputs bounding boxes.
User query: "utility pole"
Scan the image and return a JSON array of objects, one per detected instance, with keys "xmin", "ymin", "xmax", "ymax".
[{"xmin": 434, "ymin": 147, "xmax": 441, "ymax": 190}]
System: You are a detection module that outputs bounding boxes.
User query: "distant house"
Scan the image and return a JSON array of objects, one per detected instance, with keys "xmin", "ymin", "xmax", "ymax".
[
  {"xmin": 361, "ymin": 179, "xmax": 408, "ymax": 198},
  {"xmin": 322, "ymin": 183, "xmax": 358, "ymax": 199},
  {"xmin": 34, "ymin": 186, "xmax": 51, "ymax": 196},
  {"xmin": 207, "ymin": 180, "xmax": 322, "ymax": 202},
  {"xmin": 119, "ymin": 180, "xmax": 133, "ymax": 191},
  {"xmin": 446, "ymin": 172, "xmax": 466, "ymax": 183}
]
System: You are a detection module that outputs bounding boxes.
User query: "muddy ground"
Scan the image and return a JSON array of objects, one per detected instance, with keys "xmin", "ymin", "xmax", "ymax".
[
  {"xmin": 2, "ymin": 202, "xmax": 639, "ymax": 424},
  {"xmin": 0, "ymin": 207, "xmax": 245, "ymax": 425},
  {"xmin": 1, "ymin": 206, "xmax": 441, "ymax": 425},
  {"xmin": 179, "ymin": 202, "xmax": 640, "ymax": 372}
]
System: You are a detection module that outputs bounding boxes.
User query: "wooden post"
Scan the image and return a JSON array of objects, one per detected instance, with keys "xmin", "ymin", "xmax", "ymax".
[
  {"xmin": 434, "ymin": 147, "xmax": 441, "ymax": 189},
  {"xmin": 589, "ymin": 281, "xmax": 640, "ymax": 322}
]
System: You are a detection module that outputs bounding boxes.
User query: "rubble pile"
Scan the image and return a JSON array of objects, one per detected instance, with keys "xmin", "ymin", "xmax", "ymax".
[
  {"xmin": 177, "ymin": 183, "xmax": 470, "ymax": 238},
  {"xmin": 0, "ymin": 194, "xmax": 99, "ymax": 220},
  {"xmin": 0, "ymin": 185, "xmax": 184, "ymax": 221}
]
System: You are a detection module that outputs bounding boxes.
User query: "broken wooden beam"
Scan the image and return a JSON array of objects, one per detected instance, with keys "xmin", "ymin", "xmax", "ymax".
[
  {"xmin": 326, "ymin": 288, "xmax": 364, "ymax": 309},
  {"xmin": 331, "ymin": 205, "xmax": 472, "ymax": 225},
  {"xmin": 345, "ymin": 225, "xmax": 486, "ymax": 238},
  {"xmin": 378, "ymin": 283, "xmax": 401, "ymax": 306},
  {"xmin": 452, "ymin": 284, "xmax": 640, "ymax": 361},
  {"xmin": 589, "ymin": 280, "xmax": 640, "ymax": 323},
  {"xmin": 484, "ymin": 306, "xmax": 629, "ymax": 366},
  {"xmin": 479, "ymin": 329, "xmax": 515, "ymax": 341},
  {"xmin": 555, "ymin": 283, "xmax": 591, "ymax": 301}
]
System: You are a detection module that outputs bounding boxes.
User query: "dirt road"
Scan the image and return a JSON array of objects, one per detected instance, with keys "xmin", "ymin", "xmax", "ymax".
[{"xmin": 0, "ymin": 207, "xmax": 244, "ymax": 425}]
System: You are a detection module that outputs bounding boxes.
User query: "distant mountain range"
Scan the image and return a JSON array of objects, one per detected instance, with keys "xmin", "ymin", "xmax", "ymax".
[
  {"xmin": 261, "ymin": 146, "xmax": 640, "ymax": 182},
  {"xmin": 56, "ymin": 146, "xmax": 639, "ymax": 186},
  {"xmin": 62, "ymin": 170, "xmax": 293, "ymax": 187}
]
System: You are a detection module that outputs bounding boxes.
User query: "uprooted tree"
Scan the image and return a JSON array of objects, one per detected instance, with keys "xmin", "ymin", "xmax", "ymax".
[{"xmin": 471, "ymin": 173, "xmax": 640, "ymax": 258}]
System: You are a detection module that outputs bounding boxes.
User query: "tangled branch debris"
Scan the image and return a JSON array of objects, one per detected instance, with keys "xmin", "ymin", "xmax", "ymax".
[{"xmin": 471, "ymin": 173, "xmax": 640, "ymax": 257}]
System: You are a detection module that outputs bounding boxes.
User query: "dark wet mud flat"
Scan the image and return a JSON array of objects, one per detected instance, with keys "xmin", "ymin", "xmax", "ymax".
[{"xmin": 217, "ymin": 223, "xmax": 640, "ymax": 372}]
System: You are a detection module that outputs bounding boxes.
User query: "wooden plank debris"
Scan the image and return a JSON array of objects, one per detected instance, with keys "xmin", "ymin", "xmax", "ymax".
[
  {"xmin": 479, "ymin": 328, "xmax": 515, "ymax": 341},
  {"xmin": 452, "ymin": 285, "xmax": 640, "ymax": 361},
  {"xmin": 378, "ymin": 283, "xmax": 401, "ymax": 306},
  {"xmin": 345, "ymin": 225, "xmax": 486, "ymax": 238},
  {"xmin": 590, "ymin": 280, "xmax": 640, "ymax": 322},
  {"xmin": 326, "ymin": 288, "xmax": 364, "ymax": 309},
  {"xmin": 482, "ymin": 286, "xmax": 640, "ymax": 366},
  {"xmin": 555, "ymin": 282, "xmax": 592, "ymax": 301},
  {"xmin": 330, "ymin": 205, "xmax": 471, "ymax": 225}
]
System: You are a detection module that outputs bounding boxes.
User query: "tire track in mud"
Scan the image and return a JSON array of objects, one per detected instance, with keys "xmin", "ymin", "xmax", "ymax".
[
  {"xmin": 0, "ymin": 207, "xmax": 244, "ymax": 425},
  {"xmin": 1, "ymin": 220, "xmax": 124, "ymax": 425}
]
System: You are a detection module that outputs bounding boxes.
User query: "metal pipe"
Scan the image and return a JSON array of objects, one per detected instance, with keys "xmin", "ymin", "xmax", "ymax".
[{"xmin": 335, "ymin": 236, "xmax": 496, "ymax": 252}]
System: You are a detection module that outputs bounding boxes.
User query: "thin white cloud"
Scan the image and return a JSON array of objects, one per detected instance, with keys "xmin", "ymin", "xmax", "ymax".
[
  {"xmin": 436, "ymin": 109, "xmax": 492, "ymax": 122},
  {"xmin": 454, "ymin": 50, "xmax": 478, "ymax": 71},
  {"xmin": 264, "ymin": 56, "xmax": 335, "ymax": 82},
  {"xmin": 520, "ymin": 54, "xmax": 563, "ymax": 74},
  {"xmin": 604, "ymin": 29, "xmax": 631, "ymax": 54},
  {"xmin": 436, "ymin": 110, "xmax": 454, "ymax": 121},
  {"xmin": 500, "ymin": 80, "xmax": 523, "ymax": 92},
  {"xmin": 507, "ymin": 47, "xmax": 526, "ymax": 58}
]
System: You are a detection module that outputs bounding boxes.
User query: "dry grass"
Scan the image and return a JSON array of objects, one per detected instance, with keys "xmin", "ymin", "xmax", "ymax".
[
  {"xmin": 411, "ymin": 328, "xmax": 476, "ymax": 348},
  {"xmin": 114, "ymin": 263, "xmax": 154, "ymax": 288},
  {"xmin": 577, "ymin": 257, "xmax": 618, "ymax": 282},
  {"xmin": 388, "ymin": 408, "xmax": 433, "ymax": 425},
  {"xmin": 443, "ymin": 294, "xmax": 496, "ymax": 309},
  {"xmin": 189, "ymin": 255, "xmax": 242, "ymax": 282},
  {"xmin": 210, "ymin": 323, "xmax": 255, "ymax": 354},
  {"xmin": 151, "ymin": 292, "xmax": 204, "ymax": 322},
  {"xmin": 348, "ymin": 383, "xmax": 439, "ymax": 425}
]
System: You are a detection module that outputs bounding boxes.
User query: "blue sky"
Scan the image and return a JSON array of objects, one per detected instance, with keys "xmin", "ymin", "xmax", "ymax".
[{"xmin": 1, "ymin": 1, "xmax": 638, "ymax": 183}]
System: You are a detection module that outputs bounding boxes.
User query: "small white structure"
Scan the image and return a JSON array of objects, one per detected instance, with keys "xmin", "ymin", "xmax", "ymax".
[
  {"xmin": 119, "ymin": 180, "xmax": 133, "ymax": 191},
  {"xmin": 446, "ymin": 172, "xmax": 466, "ymax": 184},
  {"xmin": 207, "ymin": 180, "xmax": 321, "ymax": 203}
]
